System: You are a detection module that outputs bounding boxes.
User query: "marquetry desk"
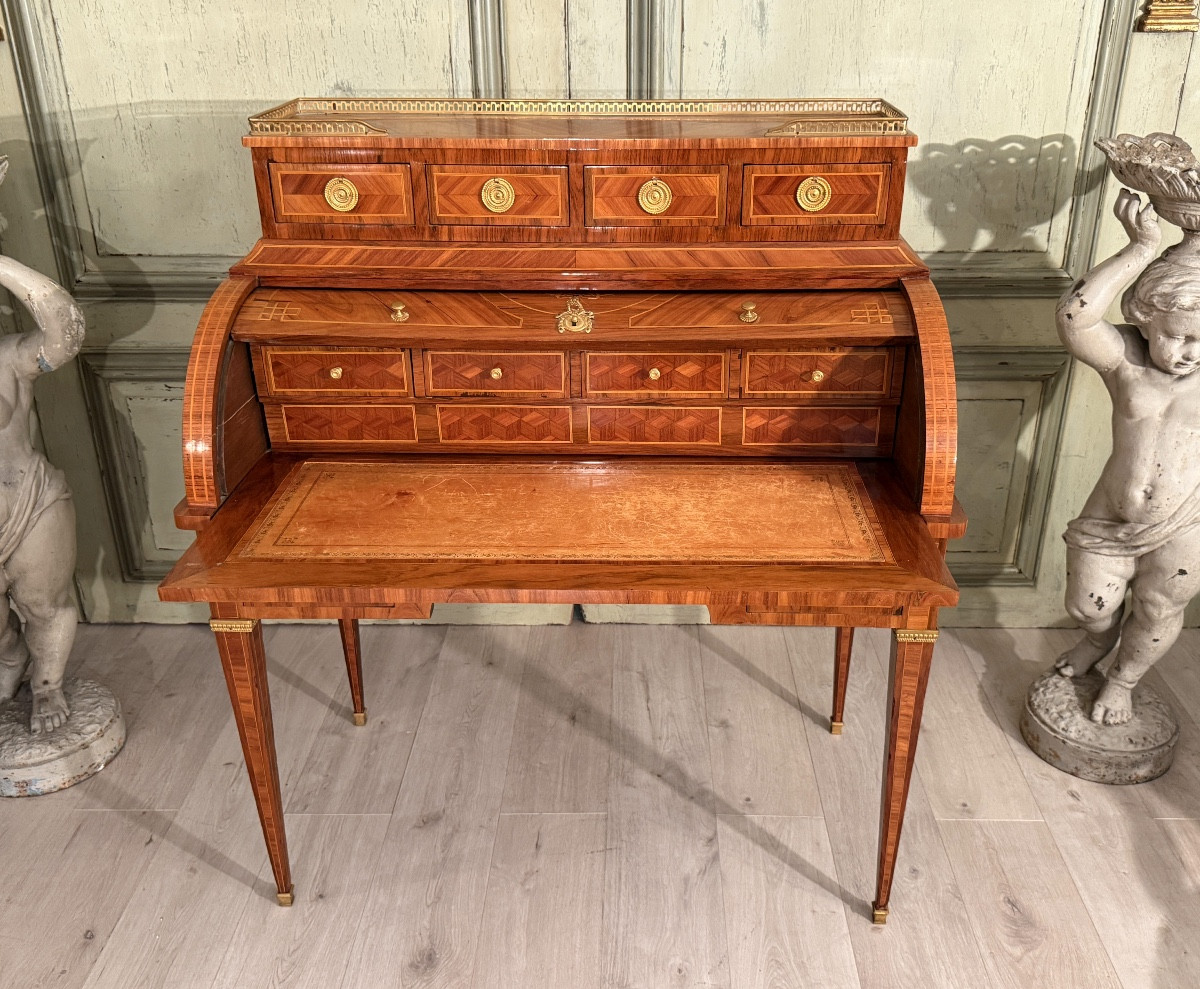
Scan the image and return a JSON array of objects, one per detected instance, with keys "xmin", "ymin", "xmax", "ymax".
[{"xmin": 159, "ymin": 97, "xmax": 965, "ymax": 924}]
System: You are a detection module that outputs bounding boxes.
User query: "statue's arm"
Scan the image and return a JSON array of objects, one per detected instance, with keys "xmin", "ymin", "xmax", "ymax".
[
  {"xmin": 1055, "ymin": 189, "xmax": 1160, "ymax": 375},
  {"xmin": 0, "ymin": 255, "xmax": 84, "ymax": 376}
]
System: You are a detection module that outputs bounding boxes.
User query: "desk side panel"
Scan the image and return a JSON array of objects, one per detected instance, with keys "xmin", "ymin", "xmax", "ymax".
[
  {"xmin": 896, "ymin": 275, "xmax": 957, "ymax": 518},
  {"xmin": 182, "ymin": 276, "xmax": 268, "ymax": 514}
]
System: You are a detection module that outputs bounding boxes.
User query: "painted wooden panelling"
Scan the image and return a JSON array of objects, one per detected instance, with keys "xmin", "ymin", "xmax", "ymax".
[
  {"xmin": 78, "ymin": 349, "xmax": 191, "ymax": 580},
  {"xmin": 2, "ymin": 0, "xmax": 1195, "ymax": 623},
  {"xmin": 503, "ymin": 0, "xmax": 626, "ymax": 97},
  {"xmin": 33, "ymin": 0, "xmax": 475, "ymax": 258},
  {"xmin": 947, "ymin": 351, "xmax": 1070, "ymax": 586},
  {"xmin": 673, "ymin": 0, "xmax": 1105, "ymax": 261}
]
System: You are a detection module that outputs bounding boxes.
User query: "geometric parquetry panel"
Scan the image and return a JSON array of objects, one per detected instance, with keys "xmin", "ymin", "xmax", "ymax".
[
  {"xmin": 743, "ymin": 407, "xmax": 881, "ymax": 446},
  {"xmin": 437, "ymin": 405, "xmax": 573, "ymax": 442},
  {"xmin": 588, "ymin": 406, "xmax": 722, "ymax": 443}
]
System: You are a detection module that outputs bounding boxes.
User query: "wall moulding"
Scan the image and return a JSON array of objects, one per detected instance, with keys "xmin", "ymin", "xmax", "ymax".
[
  {"xmin": 78, "ymin": 347, "xmax": 191, "ymax": 581},
  {"xmin": 1139, "ymin": 1, "xmax": 1199, "ymax": 31},
  {"xmin": 947, "ymin": 348, "xmax": 1073, "ymax": 587}
]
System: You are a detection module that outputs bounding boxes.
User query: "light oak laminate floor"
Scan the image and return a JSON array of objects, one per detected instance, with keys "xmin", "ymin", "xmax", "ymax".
[{"xmin": 2, "ymin": 622, "xmax": 1199, "ymax": 989}]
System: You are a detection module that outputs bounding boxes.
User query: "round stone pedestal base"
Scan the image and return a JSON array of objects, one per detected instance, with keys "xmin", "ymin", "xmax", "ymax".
[
  {"xmin": 1021, "ymin": 670, "xmax": 1178, "ymax": 785},
  {"xmin": 0, "ymin": 679, "xmax": 126, "ymax": 796}
]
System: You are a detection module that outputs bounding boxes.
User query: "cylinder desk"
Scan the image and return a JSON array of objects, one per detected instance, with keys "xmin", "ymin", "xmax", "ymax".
[{"xmin": 159, "ymin": 97, "xmax": 965, "ymax": 923}]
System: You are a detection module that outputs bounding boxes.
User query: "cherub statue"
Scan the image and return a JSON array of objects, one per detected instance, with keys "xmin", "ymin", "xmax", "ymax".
[
  {"xmin": 1054, "ymin": 133, "xmax": 1200, "ymax": 725},
  {"xmin": 0, "ymin": 156, "xmax": 85, "ymax": 734}
]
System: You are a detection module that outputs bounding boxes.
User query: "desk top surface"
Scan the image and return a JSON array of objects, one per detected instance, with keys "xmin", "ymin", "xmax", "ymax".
[{"xmin": 161, "ymin": 454, "xmax": 957, "ymax": 611}]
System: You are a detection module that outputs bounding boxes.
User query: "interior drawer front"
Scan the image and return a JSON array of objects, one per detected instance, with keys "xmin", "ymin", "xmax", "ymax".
[
  {"xmin": 742, "ymin": 407, "xmax": 882, "ymax": 447},
  {"xmin": 427, "ymin": 166, "xmax": 569, "ymax": 225},
  {"xmin": 425, "ymin": 351, "xmax": 567, "ymax": 397},
  {"xmin": 265, "ymin": 348, "xmax": 409, "ymax": 395},
  {"xmin": 743, "ymin": 350, "xmax": 892, "ymax": 397},
  {"xmin": 585, "ymin": 352, "xmax": 727, "ymax": 396},
  {"xmin": 278, "ymin": 404, "xmax": 418, "ymax": 443},
  {"xmin": 437, "ymin": 405, "xmax": 574, "ymax": 443},
  {"xmin": 742, "ymin": 164, "xmax": 890, "ymax": 226},
  {"xmin": 588, "ymin": 406, "xmax": 723, "ymax": 445},
  {"xmin": 585, "ymin": 167, "xmax": 726, "ymax": 226},
  {"xmin": 269, "ymin": 164, "xmax": 414, "ymax": 225}
]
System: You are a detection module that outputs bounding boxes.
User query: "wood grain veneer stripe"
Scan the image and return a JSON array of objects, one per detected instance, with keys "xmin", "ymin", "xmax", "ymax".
[
  {"xmin": 183, "ymin": 276, "xmax": 258, "ymax": 508},
  {"xmin": 901, "ymin": 275, "xmax": 957, "ymax": 516}
]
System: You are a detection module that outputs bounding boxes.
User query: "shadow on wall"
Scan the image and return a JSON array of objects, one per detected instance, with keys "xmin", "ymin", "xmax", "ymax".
[
  {"xmin": 907, "ymin": 134, "xmax": 1083, "ymax": 257},
  {"xmin": 0, "ymin": 122, "xmax": 163, "ymax": 610}
]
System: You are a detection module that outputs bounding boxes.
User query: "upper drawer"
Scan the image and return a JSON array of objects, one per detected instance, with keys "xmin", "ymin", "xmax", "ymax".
[
  {"xmin": 585, "ymin": 167, "xmax": 726, "ymax": 226},
  {"xmin": 427, "ymin": 166, "xmax": 569, "ymax": 226},
  {"xmin": 269, "ymin": 164, "xmax": 414, "ymax": 225},
  {"xmin": 425, "ymin": 351, "xmax": 568, "ymax": 397},
  {"xmin": 742, "ymin": 349, "xmax": 895, "ymax": 397},
  {"xmin": 263, "ymin": 347, "xmax": 410, "ymax": 396},
  {"xmin": 585, "ymin": 352, "xmax": 727, "ymax": 397},
  {"xmin": 742, "ymin": 164, "xmax": 890, "ymax": 226}
]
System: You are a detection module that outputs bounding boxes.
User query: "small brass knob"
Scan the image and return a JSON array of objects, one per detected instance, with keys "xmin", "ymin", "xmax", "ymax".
[
  {"xmin": 390, "ymin": 303, "xmax": 409, "ymax": 323},
  {"xmin": 796, "ymin": 176, "xmax": 832, "ymax": 212},
  {"xmin": 329, "ymin": 366, "xmax": 344, "ymax": 380},
  {"xmin": 324, "ymin": 177, "xmax": 359, "ymax": 212},
  {"xmin": 811, "ymin": 369, "xmax": 826, "ymax": 383},
  {"xmin": 739, "ymin": 302, "xmax": 759, "ymax": 323},
  {"xmin": 490, "ymin": 367, "xmax": 503, "ymax": 380},
  {"xmin": 648, "ymin": 367, "xmax": 662, "ymax": 381},
  {"xmin": 638, "ymin": 178, "xmax": 673, "ymax": 215},
  {"xmin": 481, "ymin": 177, "xmax": 516, "ymax": 213}
]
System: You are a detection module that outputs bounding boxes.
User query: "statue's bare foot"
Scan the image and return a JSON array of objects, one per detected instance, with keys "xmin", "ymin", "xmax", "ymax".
[
  {"xmin": 1091, "ymin": 679, "xmax": 1134, "ymax": 725},
  {"xmin": 1055, "ymin": 636, "xmax": 1114, "ymax": 678},
  {"xmin": 30, "ymin": 686, "xmax": 69, "ymax": 734}
]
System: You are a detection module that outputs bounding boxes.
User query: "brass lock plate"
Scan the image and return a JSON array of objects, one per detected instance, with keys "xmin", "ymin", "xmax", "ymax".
[{"xmin": 556, "ymin": 297, "xmax": 594, "ymax": 334}]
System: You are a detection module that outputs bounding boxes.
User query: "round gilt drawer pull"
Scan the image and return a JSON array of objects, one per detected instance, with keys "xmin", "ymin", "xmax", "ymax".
[
  {"xmin": 324, "ymin": 177, "xmax": 360, "ymax": 212},
  {"xmin": 739, "ymin": 302, "xmax": 759, "ymax": 323},
  {"xmin": 796, "ymin": 176, "xmax": 832, "ymax": 213},
  {"xmin": 390, "ymin": 302, "xmax": 409, "ymax": 323},
  {"xmin": 648, "ymin": 367, "xmax": 662, "ymax": 381},
  {"xmin": 637, "ymin": 178, "xmax": 673, "ymax": 215},
  {"xmin": 490, "ymin": 367, "xmax": 503, "ymax": 380},
  {"xmin": 481, "ymin": 177, "xmax": 516, "ymax": 213},
  {"xmin": 329, "ymin": 366, "xmax": 344, "ymax": 380},
  {"xmin": 810, "ymin": 369, "xmax": 826, "ymax": 383}
]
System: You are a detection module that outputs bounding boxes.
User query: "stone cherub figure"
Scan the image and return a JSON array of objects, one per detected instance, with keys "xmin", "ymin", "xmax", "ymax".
[
  {"xmin": 0, "ymin": 156, "xmax": 85, "ymax": 734},
  {"xmin": 1054, "ymin": 133, "xmax": 1200, "ymax": 726}
]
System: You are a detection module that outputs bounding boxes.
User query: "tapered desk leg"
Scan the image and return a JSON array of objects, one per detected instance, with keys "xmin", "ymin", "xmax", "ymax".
[
  {"xmin": 872, "ymin": 626, "xmax": 938, "ymax": 924},
  {"xmin": 338, "ymin": 618, "xmax": 367, "ymax": 726},
  {"xmin": 209, "ymin": 614, "xmax": 294, "ymax": 906},
  {"xmin": 831, "ymin": 627, "xmax": 854, "ymax": 734}
]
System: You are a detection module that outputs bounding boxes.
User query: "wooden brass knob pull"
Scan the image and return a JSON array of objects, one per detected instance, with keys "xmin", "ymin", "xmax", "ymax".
[
  {"xmin": 324, "ymin": 177, "xmax": 359, "ymax": 212},
  {"xmin": 637, "ymin": 178, "xmax": 673, "ymax": 215},
  {"xmin": 796, "ymin": 176, "xmax": 832, "ymax": 212},
  {"xmin": 390, "ymin": 302, "xmax": 409, "ymax": 323},
  {"xmin": 490, "ymin": 367, "xmax": 503, "ymax": 380},
  {"xmin": 739, "ymin": 302, "xmax": 759, "ymax": 323},
  {"xmin": 329, "ymin": 366, "xmax": 344, "ymax": 379},
  {"xmin": 811, "ymin": 369, "xmax": 826, "ymax": 382},
  {"xmin": 481, "ymin": 177, "xmax": 516, "ymax": 213},
  {"xmin": 648, "ymin": 367, "xmax": 662, "ymax": 381}
]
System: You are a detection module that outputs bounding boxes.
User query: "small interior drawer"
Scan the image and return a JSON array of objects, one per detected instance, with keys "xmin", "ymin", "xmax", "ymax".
[
  {"xmin": 742, "ymin": 164, "xmax": 890, "ymax": 226},
  {"xmin": 742, "ymin": 350, "xmax": 893, "ymax": 397},
  {"xmin": 585, "ymin": 167, "xmax": 726, "ymax": 226},
  {"xmin": 269, "ymin": 164, "xmax": 414, "ymax": 225},
  {"xmin": 427, "ymin": 166, "xmax": 569, "ymax": 225},
  {"xmin": 425, "ymin": 351, "xmax": 567, "ymax": 396},
  {"xmin": 264, "ymin": 348, "xmax": 410, "ymax": 395},
  {"xmin": 584, "ymin": 352, "xmax": 727, "ymax": 396}
]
